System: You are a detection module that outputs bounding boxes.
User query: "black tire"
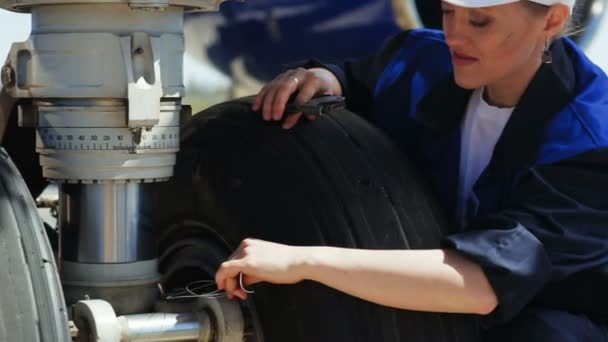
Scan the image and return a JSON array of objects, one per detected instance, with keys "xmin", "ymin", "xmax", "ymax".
[
  {"xmin": 152, "ymin": 97, "xmax": 481, "ymax": 341},
  {"xmin": 1, "ymin": 101, "xmax": 47, "ymax": 199},
  {"xmin": 0, "ymin": 147, "xmax": 70, "ymax": 342}
]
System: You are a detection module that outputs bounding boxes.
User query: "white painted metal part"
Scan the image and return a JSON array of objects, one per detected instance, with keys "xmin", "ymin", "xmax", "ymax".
[
  {"xmin": 0, "ymin": 2, "xmax": 217, "ymax": 182},
  {"xmin": 0, "ymin": 0, "xmax": 226, "ymax": 12},
  {"xmin": 73, "ymin": 299, "xmax": 208, "ymax": 342},
  {"xmin": 33, "ymin": 99, "xmax": 180, "ymax": 181},
  {"xmin": 73, "ymin": 300, "xmax": 122, "ymax": 342}
]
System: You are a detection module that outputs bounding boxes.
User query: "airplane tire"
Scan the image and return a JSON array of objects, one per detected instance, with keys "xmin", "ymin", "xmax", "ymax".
[
  {"xmin": 0, "ymin": 147, "xmax": 70, "ymax": 342},
  {"xmin": 153, "ymin": 97, "xmax": 481, "ymax": 342}
]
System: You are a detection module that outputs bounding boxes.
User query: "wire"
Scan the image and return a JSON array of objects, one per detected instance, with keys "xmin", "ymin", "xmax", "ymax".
[
  {"xmin": 165, "ymin": 273, "xmax": 254, "ymax": 300},
  {"xmin": 165, "ymin": 280, "xmax": 225, "ymax": 300}
]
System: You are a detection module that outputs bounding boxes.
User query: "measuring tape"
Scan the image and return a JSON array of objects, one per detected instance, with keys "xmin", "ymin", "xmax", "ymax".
[{"xmin": 37, "ymin": 126, "xmax": 180, "ymax": 152}]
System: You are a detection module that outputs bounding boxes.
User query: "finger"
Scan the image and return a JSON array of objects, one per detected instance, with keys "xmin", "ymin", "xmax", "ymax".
[
  {"xmin": 215, "ymin": 271, "xmax": 227, "ymax": 291},
  {"xmin": 215, "ymin": 259, "xmax": 244, "ymax": 290},
  {"xmin": 233, "ymin": 288, "xmax": 248, "ymax": 301},
  {"xmin": 253, "ymin": 84, "xmax": 270, "ymax": 113},
  {"xmin": 263, "ymin": 81, "xmax": 281, "ymax": 122},
  {"xmin": 224, "ymin": 275, "xmax": 238, "ymax": 300},
  {"xmin": 263, "ymin": 71, "xmax": 295, "ymax": 120},
  {"xmin": 271, "ymin": 75, "xmax": 300, "ymax": 121},
  {"xmin": 221, "ymin": 261, "xmax": 244, "ymax": 299},
  {"xmin": 215, "ymin": 266, "xmax": 229, "ymax": 291},
  {"xmin": 282, "ymin": 112, "xmax": 302, "ymax": 129}
]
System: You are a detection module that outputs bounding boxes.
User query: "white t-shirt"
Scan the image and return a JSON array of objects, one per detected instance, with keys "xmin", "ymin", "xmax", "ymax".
[{"xmin": 457, "ymin": 87, "xmax": 514, "ymax": 221}]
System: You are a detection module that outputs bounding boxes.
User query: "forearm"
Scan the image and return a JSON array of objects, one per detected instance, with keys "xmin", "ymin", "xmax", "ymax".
[{"xmin": 298, "ymin": 247, "xmax": 498, "ymax": 315}]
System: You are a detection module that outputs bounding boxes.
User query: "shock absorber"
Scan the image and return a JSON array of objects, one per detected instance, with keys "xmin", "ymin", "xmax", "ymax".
[{"xmin": 0, "ymin": 0, "xmax": 225, "ymax": 315}]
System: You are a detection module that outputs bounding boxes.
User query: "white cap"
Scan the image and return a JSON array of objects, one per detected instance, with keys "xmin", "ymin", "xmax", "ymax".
[{"xmin": 443, "ymin": 0, "xmax": 574, "ymax": 10}]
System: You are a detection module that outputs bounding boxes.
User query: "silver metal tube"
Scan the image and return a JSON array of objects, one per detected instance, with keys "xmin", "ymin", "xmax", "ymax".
[
  {"xmin": 118, "ymin": 313, "xmax": 206, "ymax": 342},
  {"xmin": 59, "ymin": 182, "xmax": 155, "ymax": 263}
]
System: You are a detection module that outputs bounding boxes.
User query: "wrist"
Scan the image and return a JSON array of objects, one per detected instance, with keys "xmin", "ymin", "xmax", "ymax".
[
  {"xmin": 308, "ymin": 68, "xmax": 343, "ymax": 96},
  {"xmin": 292, "ymin": 246, "xmax": 325, "ymax": 282}
]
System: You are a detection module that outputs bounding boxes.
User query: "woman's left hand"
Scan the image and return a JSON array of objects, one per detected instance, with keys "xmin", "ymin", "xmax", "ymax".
[{"xmin": 215, "ymin": 238, "xmax": 308, "ymax": 300}]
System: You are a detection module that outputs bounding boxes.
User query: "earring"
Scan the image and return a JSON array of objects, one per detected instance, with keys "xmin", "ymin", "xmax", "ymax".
[{"xmin": 542, "ymin": 39, "xmax": 553, "ymax": 64}]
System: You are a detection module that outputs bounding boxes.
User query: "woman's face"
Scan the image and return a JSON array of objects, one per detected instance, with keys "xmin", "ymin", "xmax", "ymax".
[{"xmin": 441, "ymin": 1, "xmax": 547, "ymax": 90}]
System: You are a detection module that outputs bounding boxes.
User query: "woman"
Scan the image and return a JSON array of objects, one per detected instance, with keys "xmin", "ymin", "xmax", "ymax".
[{"xmin": 215, "ymin": 0, "xmax": 608, "ymax": 340}]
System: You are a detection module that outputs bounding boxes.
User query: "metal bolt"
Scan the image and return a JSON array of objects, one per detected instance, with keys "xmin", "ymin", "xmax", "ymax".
[{"xmin": 1, "ymin": 64, "xmax": 15, "ymax": 88}]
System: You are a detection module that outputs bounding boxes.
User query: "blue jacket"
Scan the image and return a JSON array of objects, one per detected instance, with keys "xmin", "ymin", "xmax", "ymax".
[{"xmin": 308, "ymin": 29, "xmax": 608, "ymax": 327}]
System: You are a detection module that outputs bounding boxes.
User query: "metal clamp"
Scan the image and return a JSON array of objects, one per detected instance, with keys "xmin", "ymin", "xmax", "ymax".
[{"xmin": 284, "ymin": 95, "xmax": 346, "ymax": 118}]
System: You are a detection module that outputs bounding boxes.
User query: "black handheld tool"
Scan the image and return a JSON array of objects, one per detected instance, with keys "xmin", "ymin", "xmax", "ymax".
[{"xmin": 283, "ymin": 95, "xmax": 346, "ymax": 118}]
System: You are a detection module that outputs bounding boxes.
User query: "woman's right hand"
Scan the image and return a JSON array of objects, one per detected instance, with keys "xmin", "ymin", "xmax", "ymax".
[
  {"xmin": 215, "ymin": 238, "xmax": 311, "ymax": 300},
  {"xmin": 253, "ymin": 67, "xmax": 343, "ymax": 129}
]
